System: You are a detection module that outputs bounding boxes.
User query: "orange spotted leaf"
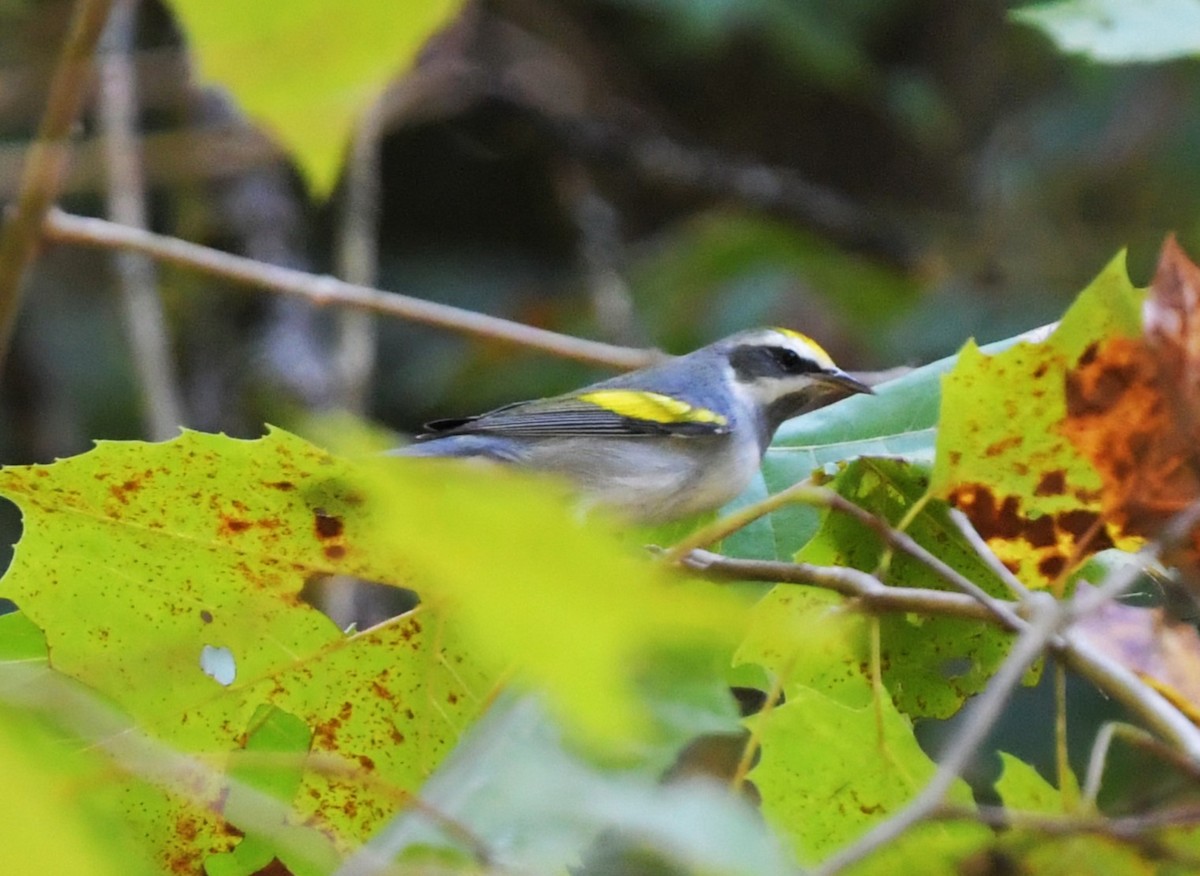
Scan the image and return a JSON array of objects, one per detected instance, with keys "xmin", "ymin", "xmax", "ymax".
[
  {"xmin": 1063, "ymin": 237, "xmax": 1200, "ymax": 581},
  {"xmin": 930, "ymin": 254, "xmax": 1142, "ymax": 589}
]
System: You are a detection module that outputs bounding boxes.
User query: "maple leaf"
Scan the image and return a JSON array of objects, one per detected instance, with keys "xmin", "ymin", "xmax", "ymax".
[
  {"xmin": 1063, "ymin": 236, "xmax": 1200, "ymax": 584},
  {"xmin": 928, "ymin": 253, "xmax": 1142, "ymax": 589}
]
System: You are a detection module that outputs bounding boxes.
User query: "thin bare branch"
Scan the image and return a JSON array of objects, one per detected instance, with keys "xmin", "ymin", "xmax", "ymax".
[
  {"xmin": 821, "ymin": 489, "xmax": 1026, "ymax": 629},
  {"xmin": 43, "ymin": 209, "xmax": 659, "ymax": 371},
  {"xmin": 0, "ymin": 0, "xmax": 115, "ymax": 375},
  {"xmin": 662, "ymin": 478, "xmax": 821, "ymax": 563},
  {"xmin": 668, "ymin": 482, "xmax": 1024, "ymax": 628},
  {"xmin": 681, "ymin": 549, "xmax": 1000, "ymax": 623},
  {"xmin": 332, "ymin": 97, "xmax": 384, "ymax": 414},
  {"xmin": 685, "ymin": 547, "xmax": 1200, "ymax": 776},
  {"xmin": 97, "ymin": 0, "xmax": 184, "ymax": 438},
  {"xmin": 947, "ymin": 507, "xmax": 1032, "ymax": 600},
  {"xmin": 935, "ymin": 801, "xmax": 1200, "ymax": 865}
]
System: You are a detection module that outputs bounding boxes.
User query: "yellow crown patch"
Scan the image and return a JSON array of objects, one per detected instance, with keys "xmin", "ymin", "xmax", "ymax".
[
  {"xmin": 578, "ymin": 390, "xmax": 728, "ymax": 426},
  {"xmin": 773, "ymin": 327, "xmax": 835, "ymax": 368}
]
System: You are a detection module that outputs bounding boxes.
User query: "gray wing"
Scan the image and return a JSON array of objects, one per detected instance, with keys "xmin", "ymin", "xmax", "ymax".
[{"xmin": 418, "ymin": 396, "xmax": 726, "ymax": 439}]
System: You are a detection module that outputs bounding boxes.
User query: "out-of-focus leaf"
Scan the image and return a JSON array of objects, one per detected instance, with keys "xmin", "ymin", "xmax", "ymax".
[
  {"xmin": 996, "ymin": 834, "xmax": 1159, "ymax": 875},
  {"xmin": 1013, "ymin": 0, "xmax": 1200, "ymax": 64},
  {"xmin": 350, "ymin": 695, "xmax": 796, "ymax": 875},
  {"xmin": 1074, "ymin": 595, "xmax": 1200, "ymax": 724},
  {"xmin": 848, "ymin": 821, "xmax": 992, "ymax": 876},
  {"xmin": 0, "ymin": 706, "xmax": 151, "ymax": 876},
  {"xmin": 168, "ymin": 0, "xmax": 463, "ymax": 195},
  {"xmin": 0, "ymin": 613, "xmax": 155, "ymax": 876},
  {"xmin": 930, "ymin": 252, "xmax": 1143, "ymax": 589},
  {"xmin": 367, "ymin": 452, "xmax": 749, "ymax": 751}
]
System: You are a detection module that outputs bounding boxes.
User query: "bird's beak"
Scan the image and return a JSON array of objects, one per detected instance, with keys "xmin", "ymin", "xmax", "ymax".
[{"xmin": 819, "ymin": 369, "xmax": 875, "ymax": 396}]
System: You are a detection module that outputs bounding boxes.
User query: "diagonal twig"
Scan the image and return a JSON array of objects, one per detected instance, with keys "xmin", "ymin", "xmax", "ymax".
[
  {"xmin": 813, "ymin": 592, "xmax": 1064, "ymax": 876},
  {"xmin": 42, "ymin": 209, "xmax": 659, "ymax": 371}
]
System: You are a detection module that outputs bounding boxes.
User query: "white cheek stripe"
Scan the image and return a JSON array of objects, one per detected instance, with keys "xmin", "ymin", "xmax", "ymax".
[{"xmin": 738, "ymin": 373, "xmax": 823, "ymax": 407}]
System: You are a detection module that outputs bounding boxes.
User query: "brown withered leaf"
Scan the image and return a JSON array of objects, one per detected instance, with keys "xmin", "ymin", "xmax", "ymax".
[
  {"xmin": 1074, "ymin": 592, "xmax": 1200, "ymax": 725},
  {"xmin": 1063, "ymin": 236, "xmax": 1200, "ymax": 584}
]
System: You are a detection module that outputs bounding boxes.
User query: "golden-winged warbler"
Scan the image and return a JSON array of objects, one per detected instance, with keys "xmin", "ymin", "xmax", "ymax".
[{"xmin": 394, "ymin": 327, "xmax": 871, "ymax": 522}]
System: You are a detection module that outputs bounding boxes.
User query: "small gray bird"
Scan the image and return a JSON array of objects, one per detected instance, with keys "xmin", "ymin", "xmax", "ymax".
[{"xmin": 394, "ymin": 328, "xmax": 871, "ymax": 522}]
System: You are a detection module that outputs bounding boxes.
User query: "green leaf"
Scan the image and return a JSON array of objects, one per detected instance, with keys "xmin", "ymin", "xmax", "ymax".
[
  {"xmin": 204, "ymin": 706, "xmax": 333, "ymax": 876},
  {"xmin": 845, "ymin": 821, "xmax": 992, "ymax": 876},
  {"xmin": 928, "ymin": 252, "xmax": 1144, "ymax": 588},
  {"xmin": 0, "ymin": 432, "xmax": 484, "ymax": 866},
  {"xmin": 736, "ymin": 584, "xmax": 870, "ymax": 709},
  {"xmin": 167, "ymin": 0, "xmax": 464, "ymax": 195},
  {"xmin": 0, "ymin": 428, "xmax": 743, "ymax": 758},
  {"xmin": 741, "ymin": 458, "xmax": 1020, "ymax": 718},
  {"xmin": 0, "ymin": 607, "xmax": 47, "ymax": 661},
  {"xmin": 997, "ymin": 834, "xmax": 1159, "ymax": 875},
  {"xmin": 994, "ymin": 751, "xmax": 1074, "ymax": 811},
  {"xmin": 0, "ymin": 617, "xmax": 157, "ymax": 876},
  {"xmin": 748, "ymin": 676, "xmax": 974, "ymax": 864},
  {"xmin": 1013, "ymin": 0, "xmax": 1200, "ymax": 64}
]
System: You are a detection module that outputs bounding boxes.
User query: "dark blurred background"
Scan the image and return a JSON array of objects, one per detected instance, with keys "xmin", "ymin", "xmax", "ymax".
[{"xmin": 2, "ymin": 0, "xmax": 1198, "ymax": 460}]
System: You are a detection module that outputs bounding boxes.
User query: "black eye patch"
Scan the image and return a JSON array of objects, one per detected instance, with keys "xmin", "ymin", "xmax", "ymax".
[
  {"xmin": 730, "ymin": 344, "xmax": 824, "ymax": 380},
  {"xmin": 766, "ymin": 346, "xmax": 822, "ymax": 374}
]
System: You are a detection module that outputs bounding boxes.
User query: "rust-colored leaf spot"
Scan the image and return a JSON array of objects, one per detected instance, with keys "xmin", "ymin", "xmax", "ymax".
[
  {"xmin": 1063, "ymin": 236, "xmax": 1200, "ymax": 582},
  {"xmin": 370, "ymin": 679, "xmax": 393, "ymax": 701},
  {"xmin": 200, "ymin": 610, "xmax": 213, "ymax": 624},
  {"xmin": 1037, "ymin": 555, "xmax": 1066, "ymax": 580},
  {"xmin": 1034, "ymin": 470, "xmax": 1066, "ymax": 497},
  {"xmin": 264, "ymin": 480, "xmax": 296, "ymax": 491},
  {"xmin": 109, "ymin": 478, "xmax": 142, "ymax": 504},
  {"xmin": 323, "ymin": 544, "xmax": 346, "ymax": 560},
  {"xmin": 313, "ymin": 510, "xmax": 344, "ymax": 540},
  {"xmin": 220, "ymin": 516, "xmax": 252, "ymax": 534},
  {"xmin": 948, "ymin": 482, "xmax": 1112, "ymax": 586}
]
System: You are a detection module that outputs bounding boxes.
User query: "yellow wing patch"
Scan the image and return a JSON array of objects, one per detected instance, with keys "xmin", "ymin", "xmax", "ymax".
[
  {"xmin": 577, "ymin": 390, "xmax": 728, "ymax": 426},
  {"xmin": 773, "ymin": 327, "xmax": 835, "ymax": 368}
]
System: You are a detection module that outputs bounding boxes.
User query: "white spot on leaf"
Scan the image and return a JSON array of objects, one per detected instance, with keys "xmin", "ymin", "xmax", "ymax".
[{"xmin": 200, "ymin": 644, "xmax": 236, "ymax": 686}]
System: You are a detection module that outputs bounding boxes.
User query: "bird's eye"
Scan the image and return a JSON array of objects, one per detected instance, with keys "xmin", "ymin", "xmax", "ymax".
[{"xmin": 768, "ymin": 346, "xmax": 818, "ymax": 374}]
